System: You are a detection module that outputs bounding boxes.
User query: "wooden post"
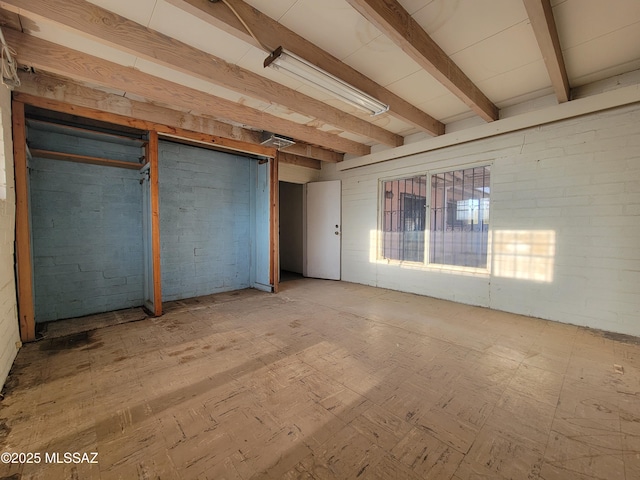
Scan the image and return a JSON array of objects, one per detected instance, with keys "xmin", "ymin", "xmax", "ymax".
[
  {"xmin": 12, "ymin": 100, "xmax": 35, "ymax": 341},
  {"xmin": 148, "ymin": 131, "xmax": 163, "ymax": 315},
  {"xmin": 270, "ymin": 153, "xmax": 280, "ymax": 293}
]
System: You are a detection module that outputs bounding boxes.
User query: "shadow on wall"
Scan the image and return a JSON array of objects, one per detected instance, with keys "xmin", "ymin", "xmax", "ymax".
[{"xmin": 492, "ymin": 230, "xmax": 556, "ymax": 283}]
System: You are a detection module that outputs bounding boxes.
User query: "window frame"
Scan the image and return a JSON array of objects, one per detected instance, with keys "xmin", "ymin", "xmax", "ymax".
[{"xmin": 378, "ymin": 161, "xmax": 493, "ymax": 273}]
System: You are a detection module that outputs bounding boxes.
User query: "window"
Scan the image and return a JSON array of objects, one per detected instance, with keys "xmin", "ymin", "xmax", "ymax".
[
  {"xmin": 430, "ymin": 166, "xmax": 490, "ymax": 268},
  {"xmin": 381, "ymin": 176, "xmax": 427, "ymax": 262},
  {"xmin": 380, "ymin": 165, "xmax": 490, "ymax": 268}
]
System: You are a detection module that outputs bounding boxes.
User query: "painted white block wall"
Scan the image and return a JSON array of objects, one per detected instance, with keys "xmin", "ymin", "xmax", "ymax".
[
  {"xmin": 0, "ymin": 87, "xmax": 20, "ymax": 387},
  {"xmin": 279, "ymin": 163, "xmax": 321, "ymax": 184},
  {"xmin": 323, "ymin": 103, "xmax": 640, "ymax": 337}
]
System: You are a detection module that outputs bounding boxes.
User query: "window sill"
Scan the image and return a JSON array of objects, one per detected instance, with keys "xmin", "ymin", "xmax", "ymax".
[{"xmin": 378, "ymin": 258, "xmax": 490, "ymax": 277}]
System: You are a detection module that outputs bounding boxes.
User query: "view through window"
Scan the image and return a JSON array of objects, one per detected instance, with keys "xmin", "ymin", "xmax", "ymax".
[
  {"xmin": 381, "ymin": 176, "xmax": 427, "ymax": 262},
  {"xmin": 381, "ymin": 166, "xmax": 490, "ymax": 268}
]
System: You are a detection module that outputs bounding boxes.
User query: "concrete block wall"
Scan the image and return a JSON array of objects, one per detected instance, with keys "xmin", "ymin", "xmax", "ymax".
[
  {"xmin": 0, "ymin": 87, "xmax": 20, "ymax": 388},
  {"xmin": 322, "ymin": 103, "xmax": 640, "ymax": 337},
  {"xmin": 29, "ymin": 129, "xmax": 144, "ymax": 322},
  {"xmin": 158, "ymin": 141, "xmax": 252, "ymax": 301}
]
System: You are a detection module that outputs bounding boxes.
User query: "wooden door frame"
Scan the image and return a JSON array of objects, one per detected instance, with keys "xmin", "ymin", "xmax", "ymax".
[
  {"xmin": 146, "ymin": 131, "xmax": 163, "ymax": 316},
  {"xmin": 12, "ymin": 94, "xmax": 280, "ymax": 341},
  {"xmin": 270, "ymin": 153, "xmax": 280, "ymax": 293},
  {"xmin": 12, "ymin": 100, "xmax": 35, "ymax": 342}
]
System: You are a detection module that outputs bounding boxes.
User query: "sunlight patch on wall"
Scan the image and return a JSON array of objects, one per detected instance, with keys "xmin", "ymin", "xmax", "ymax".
[{"xmin": 493, "ymin": 230, "xmax": 556, "ymax": 283}]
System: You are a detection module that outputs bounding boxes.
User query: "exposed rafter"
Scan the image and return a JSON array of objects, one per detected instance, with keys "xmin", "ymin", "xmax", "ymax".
[
  {"xmin": 17, "ymin": 73, "xmax": 339, "ymax": 165},
  {"xmin": 284, "ymin": 144, "xmax": 342, "ymax": 163},
  {"xmin": 5, "ymin": 28, "xmax": 370, "ymax": 156},
  {"xmin": 0, "ymin": 0, "xmax": 402, "ymax": 147},
  {"xmin": 523, "ymin": 0, "xmax": 570, "ymax": 103},
  {"xmin": 17, "ymin": 73, "xmax": 258, "ymax": 148},
  {"xmin": 169, "ymin": 0, "xmax": 444, "ymax": 136},
  {"xmin": 278, "ymin": 152, "xmax": 321, "ymax": 170},
  {"xmin": 345, "ymin": 0, "xmax": 499, "ymax": 123}
]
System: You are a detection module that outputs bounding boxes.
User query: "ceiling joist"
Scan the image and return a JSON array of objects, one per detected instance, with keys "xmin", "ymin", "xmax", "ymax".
[
  {"xmin": 523, "ymin": 0, "xmax": 570, "ymax": 103},
  {"xmin": 17, "ymin": 73, "xmax": 262, "ymax": 145},
  {"xmin": 5, "ymin": 28, "xmax": 370, "ymax": 156},
  {"xmin": 169, "ymin": 0, "xmax": 444, "ymax": 136},
  {"xmin": 0, "ymin": 0, "xmax": 401, "ymax": 147},
  {"xmin": 278, "ymin": 152, "xmax": 321, "ymax": 170},
  {"xmin": 16, "ymin": 72, "xmax": 341, "ymax": 163},
  {"xmin": 283, "ymin": 144, "xmax": 342, "ymax": 163},
  {"xmin": 345, "ymin": 0, "xmax": 499, "ymax": 123}
]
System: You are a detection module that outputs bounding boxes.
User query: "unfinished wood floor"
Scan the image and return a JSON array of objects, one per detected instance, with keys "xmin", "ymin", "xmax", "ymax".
[{"xmin": 1, "ymin": 278, "xmax": 639, "ymax": 479}]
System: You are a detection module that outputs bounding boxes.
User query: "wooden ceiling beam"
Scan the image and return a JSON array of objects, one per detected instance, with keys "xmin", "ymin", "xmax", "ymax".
[
  {"xmin": 169, "ymin": 0, "xmax": 444, "ymax": 136},
  {"xmin": 18, "ymin": 90, "xmax": 276, "ymax": 158},
  {"xmin": 5, "ymin": 29, "xmax": 370, "ymax": 156},
  {"xmin": 0, "ymin": 0, "xmax": 401, "ymax": 147},
  {"xmin": 16, "ymin": 72, "xmax": 340, "ymax": 163},
  {"xmin": 345, "ymin": 0, "xmax": 499, "ymax": 122},
  {"xmin": 279, "ymin": 153, "xmax": 321, "ymax": 170},
  {"xmin": 283, "ymin": 144, "xmax": 342, "ymax": 163},
  {"xmin": 17, "ymin": 72, "xmax": 262, "ymax": 143},
  {"xmin": 523, "ymin": 0, "xmax": 570, "ymax": 103},
  {"xmin": 16, "ymin": 72, "xmax": 338, "ymax": 163}
]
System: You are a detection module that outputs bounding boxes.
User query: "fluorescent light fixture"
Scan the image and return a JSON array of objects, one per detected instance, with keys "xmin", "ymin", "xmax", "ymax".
[{"xmin": 264, "ymin": 47, "xmax": 389, "ymax": 116}]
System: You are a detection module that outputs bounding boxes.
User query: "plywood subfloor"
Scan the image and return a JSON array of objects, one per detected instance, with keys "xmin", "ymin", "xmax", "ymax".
[{"xmin": 1, "ymin": 279, "xmax": 639, "ymax": 479}]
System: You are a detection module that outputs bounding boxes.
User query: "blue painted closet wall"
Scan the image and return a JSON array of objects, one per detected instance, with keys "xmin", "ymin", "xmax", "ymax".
[
  {"xmin": 28, "ymin": 127, "xmax": 144, "ymax": 322},
  {"xmin": 158, "ymin": 141, "xmax": 253, "ymax": 301}
]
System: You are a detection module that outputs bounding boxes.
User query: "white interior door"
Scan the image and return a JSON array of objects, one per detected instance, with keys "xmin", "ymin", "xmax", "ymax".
[{"xmin": 305, "ymin": 180, "xmax": 341, "ymax": 280}]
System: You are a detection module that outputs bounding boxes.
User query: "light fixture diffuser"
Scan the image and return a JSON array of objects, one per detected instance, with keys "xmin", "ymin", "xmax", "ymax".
[
  {"xmin": 264, "ymin": 47, "xmax": 389, "ymax": 117},
  {"xmin": 260, "ymin": 131, "xmax": 295, "ymax": 149}
]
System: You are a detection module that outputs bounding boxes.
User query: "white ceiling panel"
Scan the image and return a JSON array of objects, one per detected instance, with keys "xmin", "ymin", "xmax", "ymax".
[
  {"xmin": 370, "ymin": 114, "xmax": 417, "ymax": 136},
  {"xmin": 451, "ymin": 20, "xmax": 542, "ymax": 84},
  {"xmin": 10, "ymin": 0, "xmax": 640, "ymax": 155},
  {"xmin": 278, "ymin": 0, "xmax": 381, "ymax": 60},
  {"xmin": 148, "ymin": 1, "xmax": 253, "ymax": 64},
  {"xmin": 416, "ymin": 93, "xmax": 469, "ymax": 122},
  {"xmin": 553, "ymin": 0, "xmax": 640, "ymax": 50},
  {"xmin": 477, "ymin": 60, "xmax": 551, "ymax": 106},
  {"xmin": 386, "ymin": 69, "xmax": 453, "ymax": 106},
  {"xmin": 563, "ymin": 23, "xmax": 640, "ymax": 86},
  {"xmin": 413, "ymin": 0, "xmax": 529, "ymax": 55},
  {"xmin": 343, "ymin": 34, "xmax": 422, "ymax": 87},
  {"xmin": 335, "ymin": 130, "xmax": 373, "ymax": 146},
  {"xmin": 398, "ymin": 0, "xmax": 436, "ymax": 16},
  {"xmin": 86, "ymin": 0, "xmax": 157, "ymax": 26},
  {"xmin": 244, "ymin": 0, "xmax": 299, "ymax": 21}
]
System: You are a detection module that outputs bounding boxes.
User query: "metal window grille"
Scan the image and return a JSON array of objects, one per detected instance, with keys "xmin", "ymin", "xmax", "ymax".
[
  {"xmin": 429, "ymin": 166, "xmax": 490, "ymax": 268},
  {"xmin": 382, "ymin": 176, "xmax": 427, "ymax": 262}
]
